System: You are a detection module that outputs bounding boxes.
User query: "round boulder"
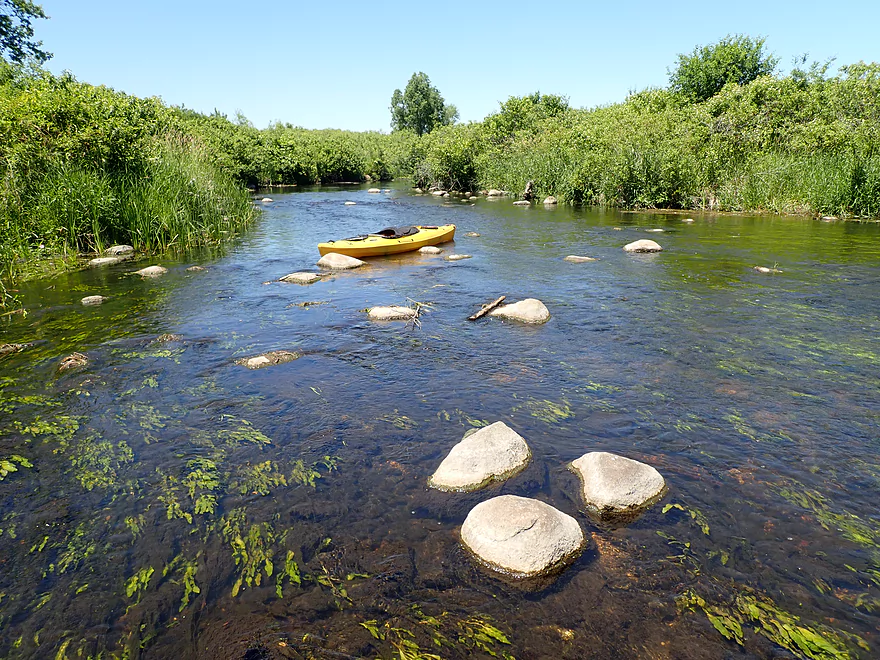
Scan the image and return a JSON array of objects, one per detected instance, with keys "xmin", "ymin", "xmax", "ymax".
[
  {"xmin": 280, "ymin": 272, "xmax": 322, "ymax": 284},
  {"xmin": 563, "ymin": 255, "xmax": 596, "ymax": 263},
  {"xmin": 489, "ymin": 298, "xmax": 550, "ymax": 324},
  {"xmin": 461, "ymin": 495, "xmax": 585, "ymax": 578},
  {"xmin": 81, "ymin": 295, "xmax": 107, "ymax": 306},
  {"xmin": 623, "ymin": 239, "xmax": 662, "ymax": 253},
  {"xmin": 570, "ymin": 451, "xmax": 666, "ymax": 522},
  {"xmin": 317, "ymin": 253, "xmax": 365, "ymax": 270},
  {"xmin": 136, "ymin": 266, "xmax": 168, "ymax": 278},
  {"xmin": 419, "ymin": 246, "xmax": 443, "ymax": 254},
  {"xmin": 89, "ymin": 257, "xmax": 121, "ymax": 268},
  {"xmin": 543, "ymin": 196, "xmax": 558, "ymax": 205},
  {"xmin": 368, "ymin": 306, "xmax": 417, "ymax": 321},
  {"xmin": 105, "ymin": 245, "xmax": 134, "ymax": 256},
  {"xmin": 429, "ymin": 421, "xmax": 531, "ymax": 492}
]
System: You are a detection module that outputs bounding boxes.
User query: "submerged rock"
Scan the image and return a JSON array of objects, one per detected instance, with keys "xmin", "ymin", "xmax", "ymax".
[
  {"xmin": 489, "ymin": 298, "xmax": 550, "ymax": 324},
  {"xmin": 429, "ymin": 421, "xmax": 531, "ymax": 492},
  {"xmin": 646, "ymin": 228, "xmax": 664, "ymax": 232},
  {"xmin": 89, "ymin": 256, "xmax": 121, "ymax": 268},
  {"xmin": 432, "ymin": 190, "xmax": 448, "ymax": 197},
  {"xmin": 235, "ymin": 350, "xmax": 302, "ymax": 370},
  {"xmin": 368, "ymin": 306, "xmax": 417, "ymax": 321},
  {"xmin": 469, "ymin": 196, "xmax": 479, "ymax": 201},
  {"xmin": 280, "ymin": 272, "xmax": 322, "ymax": 284},
  {"xmin": 186, "ymin": 265, "xmax": 206, "ymax": 272},
  {"xmin": 464, "ymin": 232, "xmax": 481, "ymax": 237},
  {"xmin": 754, "ymin": 266, "xmax": 783, "ymax": 274},
  {"xmin": 418, "ymin": 246, "xmax": 443, "ymax": 254},
  {"xmin": 570, "ymin": 451, "xmax": 666, "ymax": 522},
  {"xmin": 136, "ymin": 265, "xmax": 168, "ymax": 278},
  {"xmin": 317, "ymin": 253, "xmax": 365, "ymax": 270},
  {"xmin": 445, "ymin": 254, "xmax": 472, "ymax": 261},
  {"xmin": 81, "ymin": 295, "xmax": 107, "ymax": 306},
  {"xmin": 261, "ymin": 197, "xmax": 273, "ymax": 203},
  {"xmin": 513, "ymin": 200, "xmax": 530, "ymax": 206},
  {"xmin": 461, "ymin": 495, "xmax": 585, "ymax": 578},
  {"xmin": 105, "ymin": 245, "xmax": 134, "ymax": 256},
  {"xmin": 344, "ymin": 201, "xmax": 357, "ymax": 206},
  {"xmin": 58, "ymin": 352, "xmax": 89, "ymax": 372},
  {"xmin": 682, "ymin": 218, "xmax": 695, "ymax": 223},
  {"xmin": 487, "ymin": 189, "xmax": 506, "ymax": 197},
  {"xmin": 623, "ymin": 239, "xmax": 663, "ymax": 253},
  {"xmin": 543, "ymin": 196, "xmax": 558, "ymax": 205},
  {"xmin": 368, "ymin": 188, "xmax": 381, "ymax": 193},
  {"xmin": 563, "ymin": 255, "xmax": 597, "ymax": 263},
  {"xmin": 154, "ymin": 333, "xmax": 183, "ymax": 343},
  {"xmin": 0, "ymin": 343, "xmax": 32, "ymax": 357}
]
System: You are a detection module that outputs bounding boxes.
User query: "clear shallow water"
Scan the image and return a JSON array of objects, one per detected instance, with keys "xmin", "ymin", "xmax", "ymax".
[{"xmin": 1, "ymin": 185, "xmax": 879, "ymax": 659}]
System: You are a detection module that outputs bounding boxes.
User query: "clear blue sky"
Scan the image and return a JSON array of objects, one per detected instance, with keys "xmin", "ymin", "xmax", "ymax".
[{"xmin": 36, "ymin": 0, "xmax": 880, "ymax": 131}]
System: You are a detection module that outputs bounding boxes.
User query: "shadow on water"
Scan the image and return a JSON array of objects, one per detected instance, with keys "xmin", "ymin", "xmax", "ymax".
[{"xmin": 1, "ymin": 183, "xmax": 879, "ymax": 658}]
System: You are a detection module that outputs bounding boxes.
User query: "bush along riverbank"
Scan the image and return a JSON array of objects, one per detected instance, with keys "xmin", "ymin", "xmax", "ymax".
[{"xmin": 0, "ymin": 64, "xmax": 257, "ymax": 300}]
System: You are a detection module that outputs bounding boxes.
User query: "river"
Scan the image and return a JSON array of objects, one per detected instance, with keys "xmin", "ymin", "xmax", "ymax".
[{"xmin": 1, "ymin": 185, "xmax": 878, "ymax": 659}]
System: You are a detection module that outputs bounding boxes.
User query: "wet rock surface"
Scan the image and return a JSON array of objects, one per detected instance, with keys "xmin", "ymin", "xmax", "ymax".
[
  {"xmin": 317, "ymin": 253, "xmax": 365, "ymax": 270},
  {"xmin": 418, "ymin": 246, "xmax": 443, "ymax": 254},
  {"xmin": 570, "ymin": 451, "xmax": 666, "ymax": 522},
  {"xmin": 136, "ymin": 265, "xmax": 168, "ymax": 278},
  {"xmin": 489, "ymin": 298, "xmax": 550, "ymax": 324},
  {"xmin": 367, "ymin": 306, "xmax": 417, "ymax": 321},
  {"xmin": 234, "ymin": 350, "xmax": 302, "ymax": 370},
  {"xmin": 89, "ymin": 257, "xmax": 121, "ymax": 267},
  {"xmin": 81, "ymin": 296, "xmax": 107, "ymax": 306},
  {"xmin": 58, "ymin": 352, "xmax": 89, "ymax": 372},
  {"xmin": 445, "ymin": 254, "xmax": 472, "ymax": 261},
  {"xmin": 186, "ymin": 265, "xmax": 206, "ymax": 272},
  {"xmin": 623, "ymin": 240, "xmax": 663, "ymax": 253},
  {"xmin": 0, "ymin": 343, "xmax": 32, "ymax": 357},
  {"xmin": 105, "ymin": 245, "xmax": 134, "ymax": 256},
  {"xmin": 429, "ymin": 421, "xmax": 531, "ymax": 492},
  {"xmin": 280, "ymin": 272, "xmax": 322, "ymax": 284},
  {"xmin": 564, "ymin": 255, "xmax": 597, "ymax": 263},
  {"xmin": 461, "ymin": 495, "xmax": 585, "ymax": 577}
]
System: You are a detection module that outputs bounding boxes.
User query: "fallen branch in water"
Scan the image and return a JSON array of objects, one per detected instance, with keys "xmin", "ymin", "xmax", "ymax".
[{"xmin": 468, "ymin": 296, "xmax": 506, "ymax": 321}]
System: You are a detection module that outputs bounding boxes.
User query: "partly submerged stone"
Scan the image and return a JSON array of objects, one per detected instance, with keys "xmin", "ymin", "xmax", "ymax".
[
  {"xmin": 461, "ymin": 495, "xmax": 585, "ymax": 578},
  {"xmin": 368, "ymin": 306, "xmax": 417, "ymax": 321},
  {"xmin": 646, "ymin": 228, "xmax": 664, "ymax": 233},
  {"xmin": 186, "ymin": 265, "xmax": 206, "ymax": 272},
  {"xmin": 154, "ymin": 333, "xmax": 183, "ymax": 343},
  {"xmin": 105, "ymin": 245, "xmax": 134, "ymax": 256},
  {"xmin": 344, "ymin": 201, "xmax": 356, "ymax": 206},
  {"xmin": 0, "ymin": 343, "xmax": 32, "ymax": 357},
  {"xmin": 58, "ymin": 352, "xmax": 88, "ymax": 372},
  {"xmin": 445, "ymin": 254, "xmax": 472, "ymax": 261},
  {"xmin": 682, "ymin": 218, "xmax": 695, "ymax": 223},
  {"xmin": 368, "ymin": 188, "xmax": 381, "ymax": 193},
  {"xmin": 429, "ymin": 421, "xmax": 531, "ymax": 492},
  {"xmin": 489, "ymin": 298, "xmax": 550, "ymax": 324},
  {"xmin": 136, "ymin": 265, "xmax": 168, "ymax": 278},
  {"xmin": 280, "ymin": 272, "xmax": 322, "ymax": 284},
  {"xmin": 432, "ymin": 190, "xmax": 448, "ymax": 197},
  {"xmin": 317, "ymin": 253, "xmax": 365, "ymax": 270},
  {"xmin": 419, "ymin": 246, "xmax": 443, "ymax": 254},
  {"xmin": 543, "ymin": 196, "xmax": 558, "ymax": 205},
  {"xmin": 469, "ymin": 196, "xmax": 479, "ymax": 201},
  {"xmin": 513, "ymin": 200, "xmax": 530, "ymax": 206},
  {"xmin": 570, "ymin": 451, "xmax": 666, "ymax": 522},
  {"xmin": 261, "ymin": 197, "xmax": 273, "ymax": 203},
  {"xmin": 754, "ymin": 266, "xmax": 783, "ymax": 274},
  {"xmin": 564, "ymin": 255, "xmax": 597, "ymax": 263},
  {"xmin": 235, "ymin": 350, "xmax": 302, "ymax": 370},
  {"xmin": 623, "ymin": 239, "xmax": 663, "ymax": 253},
  {"xmin": 487, "ymin": 189, "xmax": 506, "ymax": 197},
  {"xmin": 464, "ymin": 232, "xmax": 481, "ymax": 237},
  {"xmin": 81, "ymin": 295, "xmax": 107, "ymax": 306},
  {"xmin": 89, "ymin": 256, "xmax": 121, "ymax": 267}
]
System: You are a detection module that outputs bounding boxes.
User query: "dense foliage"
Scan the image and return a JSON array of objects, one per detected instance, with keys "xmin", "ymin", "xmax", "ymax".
[
  {"xmin": 0, "ymin": 0, "xmax": 49, "ymax": 64},
  {"xmin": 390, "ymin": 72, "xmax": 458, "ymax": 136}
]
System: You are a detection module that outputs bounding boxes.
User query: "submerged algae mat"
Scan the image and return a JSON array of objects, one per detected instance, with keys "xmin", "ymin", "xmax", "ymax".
[{"xmin": 1, "ymin": 186, "xmax": 879, "ymax": 659}]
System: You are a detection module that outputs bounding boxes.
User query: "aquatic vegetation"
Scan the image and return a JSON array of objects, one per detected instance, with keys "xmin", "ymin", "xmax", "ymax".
[
  {"xmin": 69, "ymin": 435, "xmax": 134, "ymax": 491},
  {"xmin": 54, "ymin": 523, "xmax": 98, "ymax": 575},
  {"xmin": 512, "ymin": 397, "xmax": 573, "ymax": 425},
  {"xmin": 221, "ymin": 508, "xmax": 276, "ymax": 597},
  {"xmin": 379, "ymin": 410, "xmax": 418, "ymax": 430},
  {"xmin": 0, "ymin": 454, "xmax": 32, "ymax": 481},
  {"xmin": 216, "ymin": 416, "xmax": 273, "ymax": 446},
  {"xmin": 16, "ymin": 414, "xmax": 81, "ymax": 445},
  {"xmin": 233, "ymin": 460, "xmax": 287, "ymax": 496},
  {"xmin": 182, "ymin": 458, "xmax": 220, "ymax": 515},
  {"xmin": 275, "ymin": 550, "xmax": 301, "ymax": 598},
  {"xmin": 156, "ymin": 472, "xmax": 193, "ymax": 524},
  {"xmin": 176, "ymin": 559, "xmax": 200, "ymax": 611},
  {"xmin": 125, "ymin": 567, "xmax": 154, "ymax": 602},
  {"xmin": 663, "ymin": 502, "xmax": 711, "ymax": 536}
]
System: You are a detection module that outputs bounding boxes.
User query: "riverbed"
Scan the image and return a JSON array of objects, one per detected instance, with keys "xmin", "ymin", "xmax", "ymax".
[{"xmin": 1, "ymin": 185, "xmax": 878, "ymax": 659}]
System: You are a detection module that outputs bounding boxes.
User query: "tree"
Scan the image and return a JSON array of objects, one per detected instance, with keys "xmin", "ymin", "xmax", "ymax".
[
  {"xmin": 390, "ymin": 72, "xmax": 457, "ymax": 136},
  {"xmin": 0, "ymin": 0, "xmax": 50, "ymax": 64},
  {"xmin": 668, "ymin": 35, "xmax": 778, "ymax": 103}
]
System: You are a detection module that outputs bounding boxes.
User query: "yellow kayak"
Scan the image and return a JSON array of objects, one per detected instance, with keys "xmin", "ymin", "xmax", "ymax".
[{"xmin": 318, "ymin": 224, "xmax": 456, "ymax": 257}]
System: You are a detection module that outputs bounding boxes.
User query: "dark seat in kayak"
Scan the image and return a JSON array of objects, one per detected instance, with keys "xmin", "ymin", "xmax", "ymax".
[{"xmin": 343, "ymin": 225, "xmax": 421, "ymax": 241}]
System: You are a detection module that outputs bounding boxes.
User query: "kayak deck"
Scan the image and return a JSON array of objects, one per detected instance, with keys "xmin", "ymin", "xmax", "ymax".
[{"xmin": 318, "ymin": 224, "xmax": 456, "ymax": 257}]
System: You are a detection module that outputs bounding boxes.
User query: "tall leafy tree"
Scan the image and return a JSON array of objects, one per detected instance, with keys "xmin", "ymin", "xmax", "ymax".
[
  {"xmin": 0, "ymin": 0, "xmax": 50, "ymax": 64},
  {"xmin": 668, "ymin": 35, "xmax": 778, "ymax": 103},
  {"xmin": 390, "ymin": 72, "xmax": 458, "ymax": 136}
]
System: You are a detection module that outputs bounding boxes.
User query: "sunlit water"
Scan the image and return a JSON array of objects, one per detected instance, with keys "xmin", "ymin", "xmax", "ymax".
[{"xmin": 1, "ymin": 185, "xmax": 878, "ymax": 659}]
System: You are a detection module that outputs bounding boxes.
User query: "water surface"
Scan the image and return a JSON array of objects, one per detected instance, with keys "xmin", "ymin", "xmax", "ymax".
[{"xmin": 1, "ymin": 186, "xmax": 879, "ymax": 659}]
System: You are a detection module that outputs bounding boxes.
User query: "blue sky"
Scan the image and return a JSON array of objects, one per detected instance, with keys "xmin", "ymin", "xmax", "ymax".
[{"xmin": 36, "ymin": 0, "xmax": 880, "ymax": 131}]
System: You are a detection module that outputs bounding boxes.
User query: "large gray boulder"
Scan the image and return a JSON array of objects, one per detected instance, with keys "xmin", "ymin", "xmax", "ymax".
[
  {"xmin": 429, "ymin": 421, "xmax": 530, "ymax": 492},
  {"xmin": 489, "ymin": 298, "xmax": 550, "ymax": 324},
  {"xmin": 280, "ymin": 272, "xmax": 322, "ymax": 284},
  {"xmin": 570, "ymin": 451, "xmax": 666, "ymax": 521},
  {"xmin": 461, "ymin": 495, "xmax": 585, "ymax": 578},
  {"xmin": 368, "ymin": 306, "xmax": 417, "ymax": 321},
  {"xmin": 136, "ymin": 266, "xmax": 168, "ymax": 278},
  {"xmin": 317, "ymin": 253, "xmax": 365, "ymax": 270},
  {"xmin": 623, "ymin": 239, "xmax": 663, "ymax": 253}
]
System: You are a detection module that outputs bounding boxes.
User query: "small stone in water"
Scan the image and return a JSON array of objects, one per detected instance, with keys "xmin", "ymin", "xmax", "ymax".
[{"xmin": 81, "ymin": 295, "xmax": 106, "ymax": 306}]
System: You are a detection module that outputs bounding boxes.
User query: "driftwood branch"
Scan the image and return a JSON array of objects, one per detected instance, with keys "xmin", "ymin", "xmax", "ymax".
[{"xmin": 468, "ymin": 296, "xmax": 506, "ymax": 321}]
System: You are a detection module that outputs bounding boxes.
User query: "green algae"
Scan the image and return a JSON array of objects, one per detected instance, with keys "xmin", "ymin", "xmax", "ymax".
[
  {"xmin": 663, "ymin": 502, "xmax": 711, "ymax": 536},
  {"xmin": 0, "ymin": 454, "xmax": 33, "ymax": 481},
  {"xmin": 125, "ymin": 567, "xmax": 154, "ymax": 603},
  {"xmin": 512, "ymin": 396, "xmax": 573, "ymax": 425}
]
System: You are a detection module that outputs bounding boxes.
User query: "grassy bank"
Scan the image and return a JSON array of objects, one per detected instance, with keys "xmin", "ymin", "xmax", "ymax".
[
  {"xmin": 0, "ymin": 65, "xmax": 256, "ymax": 303},
  {"xmin": 412, "ymin": 65, "xmax": 880, "ymax": 218}
]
